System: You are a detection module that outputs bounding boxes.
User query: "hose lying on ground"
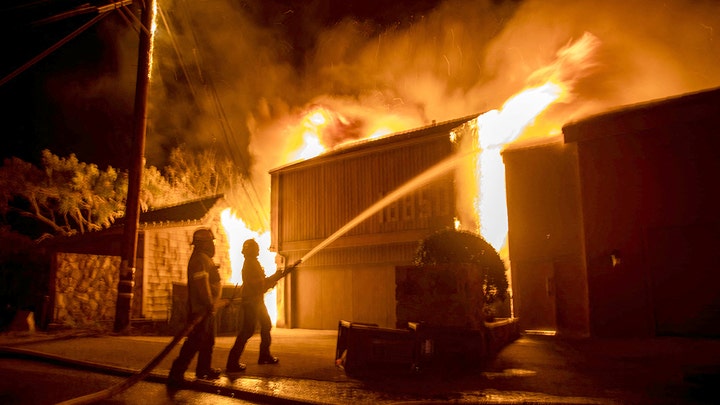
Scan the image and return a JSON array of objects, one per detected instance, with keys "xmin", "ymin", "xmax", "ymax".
[
  {"xmin": 55, "ymin": 260, "xmax": 301, "ymax": 405},
  {"xmin": 54, "ymin": 309, "xmax": 210, "ymax": 405}
]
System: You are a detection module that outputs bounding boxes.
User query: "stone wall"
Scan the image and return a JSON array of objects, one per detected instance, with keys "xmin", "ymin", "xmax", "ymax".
[{"xmin": 54, "ymin": 253, "xmax": 121, "ymax": 328}]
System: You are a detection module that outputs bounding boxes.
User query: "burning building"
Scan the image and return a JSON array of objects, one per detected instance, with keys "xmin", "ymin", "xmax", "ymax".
[
  {"xmin": 269, "ymin": 115, "xmax": 480, "ymax": 330},
  {"xmin": 504, "ymin": 86, "xmax": 720, "ymax": 338},
  {"xmin": 268, "ymin": 81, "xmax": 720, "ymax": 338},
  {"xmin": 266, "ymin": 35, "xmax": 593, "ymax": 331}
]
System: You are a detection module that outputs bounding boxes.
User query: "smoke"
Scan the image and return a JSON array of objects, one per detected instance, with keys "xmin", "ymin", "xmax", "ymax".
[
  {"xmin": 481, "ymin": 0, "xmax": 720, "ymax": 123},
  {"xmin": 145, "ymin": 0, "xmax": 720, "ymax": 229}
]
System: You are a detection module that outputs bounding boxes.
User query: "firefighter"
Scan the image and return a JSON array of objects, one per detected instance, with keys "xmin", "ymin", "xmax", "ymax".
[
  {"xmin": 167, "ymin": 227, "xmax": 225, "ymax": 388},
  {"xmin": 226, "ymin": 238, "xmax": 284, "ymax": 372}
]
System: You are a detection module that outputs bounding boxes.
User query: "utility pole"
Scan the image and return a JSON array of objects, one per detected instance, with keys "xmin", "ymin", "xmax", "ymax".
[{"xmin": 114, "ymin": 0, "xmax": 156, "ymax": 332}]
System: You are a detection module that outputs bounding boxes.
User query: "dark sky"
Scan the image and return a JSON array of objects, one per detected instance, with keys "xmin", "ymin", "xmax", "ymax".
[
  {"xmin": 0, "ymin": 0, "xmax": 128, "ymax": 167},
  {"xmin": 0, "ymin": 0, "xmax": 445, "ymax": 170}
]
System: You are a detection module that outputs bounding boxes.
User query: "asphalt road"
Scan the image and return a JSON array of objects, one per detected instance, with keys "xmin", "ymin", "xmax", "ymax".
[
  {"xmin": 1, "ymin": 329, "xmax": 719, "ymax": 404},
  {"xmin": 0, "ymin": 358, "xmax": 257, "ymax": 405}
]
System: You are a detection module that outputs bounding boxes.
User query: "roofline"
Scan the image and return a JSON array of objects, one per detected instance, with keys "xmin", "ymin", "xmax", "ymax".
[
  {"xmin": 563, "ymin": 86, "xmax": 720, "ymax": 143},
  {"xmin": 269, "ymin": 113, "xmax": 481, "ymax": 174},
  {"xmin": 141, "ymin": 193, "xmax": 225, "ymax": 211}
]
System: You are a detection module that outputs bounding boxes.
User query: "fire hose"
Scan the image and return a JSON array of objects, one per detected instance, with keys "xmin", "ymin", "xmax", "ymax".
[{"xmin": 55, "ymin": 259, "xmax": 302, "ymax": 405}]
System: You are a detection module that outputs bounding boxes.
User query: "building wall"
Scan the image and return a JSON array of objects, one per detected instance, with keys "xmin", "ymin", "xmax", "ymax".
[
  {"xmin": 49, "ymin": 198, "xmax": 232, "ymax": 327},
  {"xmin": 142, "ymin": 226, "xmax": 194, "ymax": 320},
  {"xmin": 505, "ymin": 87, "xmax": 720, "ymax": 338},
  {"xmin": 142, "ymin": 218, "xmax": 232, "ymax": 321},
  {"xmin": 503, "ymin": 140, "xmax": 590, "ymax": 337},
  {"xmin": 291, "ymin": 261, "xmax": 399, "ymax": 330},
  {"xmin": 272, "ymin": 128, "xmax": 462, "ymax": 329},
  {"xmin": 573, "ymin": 104, "xmax": 720, "ymax": 337}
]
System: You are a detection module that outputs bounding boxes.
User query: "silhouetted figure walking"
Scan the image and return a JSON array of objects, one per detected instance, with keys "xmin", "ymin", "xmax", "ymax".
[{"xmin": 226, "ymin": 239, "xmax": 284, "ymax": 372}]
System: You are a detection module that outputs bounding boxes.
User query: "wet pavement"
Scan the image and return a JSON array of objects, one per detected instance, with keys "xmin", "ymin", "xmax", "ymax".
[{"xmin": 1, "ymin": 327, "xmax": 719, "ymax": 404}]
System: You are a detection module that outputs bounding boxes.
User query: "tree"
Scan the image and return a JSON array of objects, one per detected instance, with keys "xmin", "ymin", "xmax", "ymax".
[
  {"xmin": 0, "ymin": 150, "xmax": 127, "ymax": 237},
  {"xmin": 163, "ymin": 144, "xmax": 245, "ymax": 199},
  {"xmin": 0, "ymin": 146, "xmax": 251, "ymax": 239},
  {"xmin": 414, "ymin": 228, "xmax": 508, "ymax": 304},
  {"xmin": 139, "ymin": 165, "xmax": 188, "ymax": 212}
]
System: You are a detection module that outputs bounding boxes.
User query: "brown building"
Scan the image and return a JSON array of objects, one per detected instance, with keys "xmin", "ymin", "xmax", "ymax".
[
  {"xmin": 270, "ymin": 115, "xmax": 481, "ymax": 330},
  {"xmin": 503, "ymin": 87, "xmax": 720, "ymax": 338}
]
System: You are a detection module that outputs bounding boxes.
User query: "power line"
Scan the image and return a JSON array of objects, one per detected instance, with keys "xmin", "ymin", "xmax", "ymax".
[
  {"xmin": 157, "ymin": 0, "xmax": 270, "ymax": 229},
  {"xmin": 0, "ymin": 0, "xmax": 132, "ymax": 87}
]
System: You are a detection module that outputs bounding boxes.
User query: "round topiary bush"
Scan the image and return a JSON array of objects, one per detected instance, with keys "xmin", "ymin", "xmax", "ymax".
[{"xmin": 414, "ymin": 228, "xmax": 508, "ymax": 305}]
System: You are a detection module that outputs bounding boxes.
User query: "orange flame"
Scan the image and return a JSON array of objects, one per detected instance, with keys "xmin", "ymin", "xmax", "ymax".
[
  {"xmin": 289, "ymin": 107, "xmax": 330, "ymax": 161},
  {"xmin": 473, "ymin": 33, "xmax": 600, "ymax": 254},
  {"xmin": 474, "ymin": 81, "xmax": 564, "ymax": 251},
  {"xmin": 289, "ymin": 107, "xmax": 416, "ymax": 160},
  {"xmin": 221, "ymin": 208, "xmax": 279, "ymax": 324}
]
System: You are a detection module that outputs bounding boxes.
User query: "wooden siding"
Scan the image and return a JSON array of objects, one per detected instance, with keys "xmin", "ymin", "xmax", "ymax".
[
  {"xmin": 291, "ymin": 262, "xmax": 399, "ymax": 330},
  {"xmin": 504, "ymin": 87, "xmax": 720, "ymax": 338},
  {"xmin": 142, "ymin": 227, "xmax": 194, "ymax": 320},
  {"xmin": 141, "ymin": 217, "xmax": 232, "ymax": 320},
  {"xmin": 271, "ymin": 123, "xmax": 472, "ymax": 328},
  {"xmin": 274, "ymin": 133, "xmax": 456, "ymax": 253}
]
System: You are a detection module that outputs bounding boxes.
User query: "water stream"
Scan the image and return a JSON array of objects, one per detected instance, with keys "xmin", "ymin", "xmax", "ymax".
[{"xmin": 294, "ymin": 146, "xmax": 479, "ymax": 267}]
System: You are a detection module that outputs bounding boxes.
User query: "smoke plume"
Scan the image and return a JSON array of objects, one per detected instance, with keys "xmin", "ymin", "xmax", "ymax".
[{"xmin": 146, "ymin": 0, "xmax": 720, "ymax": 230}]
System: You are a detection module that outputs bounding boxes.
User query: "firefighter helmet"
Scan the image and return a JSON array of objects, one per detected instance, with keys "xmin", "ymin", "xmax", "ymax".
[
  {"xmin": 242, "ymin": 239, "xmax": 259, "ymax": 256},
  {"xmin": 191, "ymin": 228, "xmax": 215, "ymax": 245}
]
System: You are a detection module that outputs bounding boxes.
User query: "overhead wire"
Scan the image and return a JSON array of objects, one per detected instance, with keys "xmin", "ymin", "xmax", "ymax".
[
  {"xmin": 156, "ymin": 6, "xmax": 200, "ymax": 102},
  {"xmin": 157, "ymin": 0, "xmax": 270, "ymax": 229},
  {"xmin": 0, "ymin": 12, "xmax": 110, "ymax": 87},
  {"xmin": 116, "ymin": 5, "xmax": 139, "ymax": 34},
  {"xmin": 6, "ymin": 0, "xmax": 273, "ymax": 229},
  {"xmin": 117, "ymin": 3, "xmax": 149, "ymax": 36},
  {"xmin": 125, "ymin": 2, "xmax": 262, "ymax": 224},
  {"xmin": 0, "ymin": 0, "xmax": 135, "ymax": 87}
]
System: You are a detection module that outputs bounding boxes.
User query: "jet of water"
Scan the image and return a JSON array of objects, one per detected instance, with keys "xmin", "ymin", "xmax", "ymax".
[{"xmin": 293, "ymin": 145, "xmax": 480, "ymax": 267}]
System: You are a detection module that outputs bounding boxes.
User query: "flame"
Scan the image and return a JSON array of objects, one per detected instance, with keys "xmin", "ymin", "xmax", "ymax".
[
  {"xmin": 368, "ymin": 128, "xmax": 393, "ymax": 138},
  {"xmin": 474, "ymin": 81, "xmax": 565, "ymax": 250},
  {"xmin": 221, "ymin": 208, "xmax": 278, "ymax": 324},
  {"xmin": 296, "ymin": 132, "xmax": 325, "ymax": 160},
  {"xmin": 364, "ymin": 114, "xmax": 420, "ymax": 140},
  {"xmin": 289, "ymin": 107, "xmax": 330, "ymax": 161},
  {"xmin": 289, "ymin": 107, "xmax": 415, "ymax": 160},
  {"xmin": 474, "ymin": 33, "xmax": 600, "ymax": 254}
]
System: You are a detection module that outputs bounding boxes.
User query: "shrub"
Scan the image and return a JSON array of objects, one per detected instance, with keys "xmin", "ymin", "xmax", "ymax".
[{"xmin": 414, "ymin": 228, "xmax": 508, "ymax": 304}]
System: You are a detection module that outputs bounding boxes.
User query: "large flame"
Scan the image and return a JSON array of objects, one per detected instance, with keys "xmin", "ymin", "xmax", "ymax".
[
  {"xmin": 288, "ymin": 106, "xmax": 415, "ymax": 161},
  {"xmin": 475, "ymin": 81, "xmax": 564, "ymax": 251},
  {"xmin": 291, "ymin": 108, "xmax": 329, "ymax": 161},
  {"xmin": 473, "ymin": 32, "xmax": 600, "ymax": 254},
  {"xmin": 221, "ymin": 208, "xmax": 279, "ymax": 324}
]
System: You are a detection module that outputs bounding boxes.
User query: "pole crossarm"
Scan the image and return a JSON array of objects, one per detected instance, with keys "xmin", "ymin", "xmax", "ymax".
[
  {"xmin": 32, "ymin": 0, "xmax": 133, "ymax": 26},
  {"xmin": 0, "ymin": 0, "xmax": 133, "ymax": 87}
]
